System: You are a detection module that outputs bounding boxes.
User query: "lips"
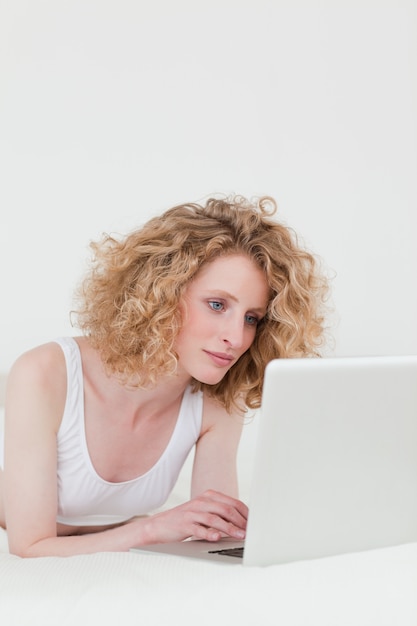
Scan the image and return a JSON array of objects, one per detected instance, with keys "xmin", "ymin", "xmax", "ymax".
[{"xmin": 204, "ymin": 350, "xmax": 234, "ymax": 367}]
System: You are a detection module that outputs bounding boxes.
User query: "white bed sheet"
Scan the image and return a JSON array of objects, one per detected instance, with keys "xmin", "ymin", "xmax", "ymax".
[
  {"xmin": 1, "ymin": 529, "xmax": 417, "ymax": 626},
  {"xmin": 1, "ymin": 409, "xmax": 417, "ymax": 626}
]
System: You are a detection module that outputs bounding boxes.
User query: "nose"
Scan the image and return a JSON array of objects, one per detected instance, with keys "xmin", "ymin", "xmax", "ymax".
[{"xmin": 222, "ymin": 315, "xmax": 246, "ymax": 350}]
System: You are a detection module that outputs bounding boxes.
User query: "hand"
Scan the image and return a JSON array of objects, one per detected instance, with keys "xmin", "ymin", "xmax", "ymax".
[{"xmin": 142, "ymin": 489, "xmax": 248, "ymax": 544}]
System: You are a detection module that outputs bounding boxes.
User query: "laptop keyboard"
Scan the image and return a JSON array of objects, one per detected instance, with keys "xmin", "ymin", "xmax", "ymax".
[{"xmin": 208, "ymin": 546, "xmax": 245, "ymax": 559}]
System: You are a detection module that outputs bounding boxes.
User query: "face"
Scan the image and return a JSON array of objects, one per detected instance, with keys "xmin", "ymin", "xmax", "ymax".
[{"xmin": 174, "ymin": 254, "xmax": 269, "ymax": 385}]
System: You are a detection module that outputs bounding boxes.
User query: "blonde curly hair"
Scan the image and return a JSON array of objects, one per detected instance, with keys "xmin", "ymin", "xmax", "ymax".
[{"xmin": 73, "ymin": 195, "xmax": 330, "ymax": 412}]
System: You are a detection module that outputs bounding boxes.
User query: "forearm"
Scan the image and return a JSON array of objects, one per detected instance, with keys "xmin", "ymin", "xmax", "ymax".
[
  {"xmin": 10, "ymin": 490, "xmax": 248, "ymax": 557},
  {"xmin": 10, "ymin": 516, "xmax": 153, "ymax": 558}
]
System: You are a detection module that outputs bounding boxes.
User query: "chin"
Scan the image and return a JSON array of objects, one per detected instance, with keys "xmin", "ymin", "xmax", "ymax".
[{"xmin": 191, "ymin": 369, "xmax": 229, "ymax": 386}]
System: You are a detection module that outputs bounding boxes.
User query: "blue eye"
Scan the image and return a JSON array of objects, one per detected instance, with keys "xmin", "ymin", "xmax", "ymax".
[
  {"xmin": 245, "ymin": 314, "xmax": 258, "ymax": 326},
  {"xmin": 208, "ymin": 301, "xmax": 224, "ymax": 311}
]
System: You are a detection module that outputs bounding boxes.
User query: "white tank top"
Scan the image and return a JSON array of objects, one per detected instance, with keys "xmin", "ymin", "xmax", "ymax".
[{"xmin": 54, "ymin": 337, "xmax": 203, "ymax": 526}]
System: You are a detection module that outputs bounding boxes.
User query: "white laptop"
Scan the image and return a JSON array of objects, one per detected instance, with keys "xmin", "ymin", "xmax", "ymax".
[{"xmin": 131, "ymin": 355, "xmax": 417, "ymax": 566}]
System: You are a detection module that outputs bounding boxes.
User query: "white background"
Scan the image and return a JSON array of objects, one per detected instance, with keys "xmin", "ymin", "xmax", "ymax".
[{"xmin": 1, "ymin": 0, "xmax": 416, "ymax": 373}]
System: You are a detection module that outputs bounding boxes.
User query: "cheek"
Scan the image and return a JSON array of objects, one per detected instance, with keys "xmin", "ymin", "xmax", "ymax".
[
  {"xmin": 243, "ymin": 328, "xmax": 257, "ymax": 352},
  {"xmin": 176, "ymin": 309, "xmax": 207, "ymax": 345}
]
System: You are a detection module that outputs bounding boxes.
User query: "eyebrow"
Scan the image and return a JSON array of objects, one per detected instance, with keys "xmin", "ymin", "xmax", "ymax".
[{"xmin": 208, "ymin": 290, "xmax": 267, "ymax": 316}]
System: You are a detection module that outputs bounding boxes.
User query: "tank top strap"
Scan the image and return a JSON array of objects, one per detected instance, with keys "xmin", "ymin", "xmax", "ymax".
[{"xmin": 53, "ymin": 337, "xmax": 84, "ymax": 438}]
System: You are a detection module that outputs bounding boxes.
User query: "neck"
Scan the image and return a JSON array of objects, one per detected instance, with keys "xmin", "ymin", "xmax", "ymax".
[{"xmin": 76, "ymin": 335, "xmax": 193, "ymax": 422}]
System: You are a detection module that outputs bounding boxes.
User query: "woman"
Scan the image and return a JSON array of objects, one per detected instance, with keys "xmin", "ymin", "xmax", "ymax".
[{"xmin": 0, "ymin": 195, "xmax": 329, "ymax": 557}]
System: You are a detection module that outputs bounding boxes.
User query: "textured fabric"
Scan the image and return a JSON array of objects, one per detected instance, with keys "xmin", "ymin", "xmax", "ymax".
[
  {"xmin": 52, "ymin": 337, "xmax": 203, "ymax": 525},
  {"xmin": 1, "ymin": 527, "xmax": 417, "ymax": 626}
]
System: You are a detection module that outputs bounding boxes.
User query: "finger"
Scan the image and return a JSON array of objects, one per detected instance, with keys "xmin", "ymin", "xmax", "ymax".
[
  {"xmin": 190, "ymin": 524, "xmax": 222, "ymax": 542},
  {"xmin": 191, "ymin": 512, "xmax": 246, "ymax": 540},
  {"xmin": 192, "ymin": 494, "xmax": 248, "ymax": 531},
  {"xmin": 200, "ymin": 490, "xmax": 249, "ymax": 520}
]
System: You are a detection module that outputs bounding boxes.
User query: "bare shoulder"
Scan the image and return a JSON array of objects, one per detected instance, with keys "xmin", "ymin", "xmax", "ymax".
[
  {"xmin": 8, "ymin": 341, "xmax": 66, "ymax": 388},
  {"xmin": 201, "ymin": 392, "xmax": 245, "ymax": 436},
  {"xmin": 6, "ymin": 342, "xmax": 67, "ymax": 431}
]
